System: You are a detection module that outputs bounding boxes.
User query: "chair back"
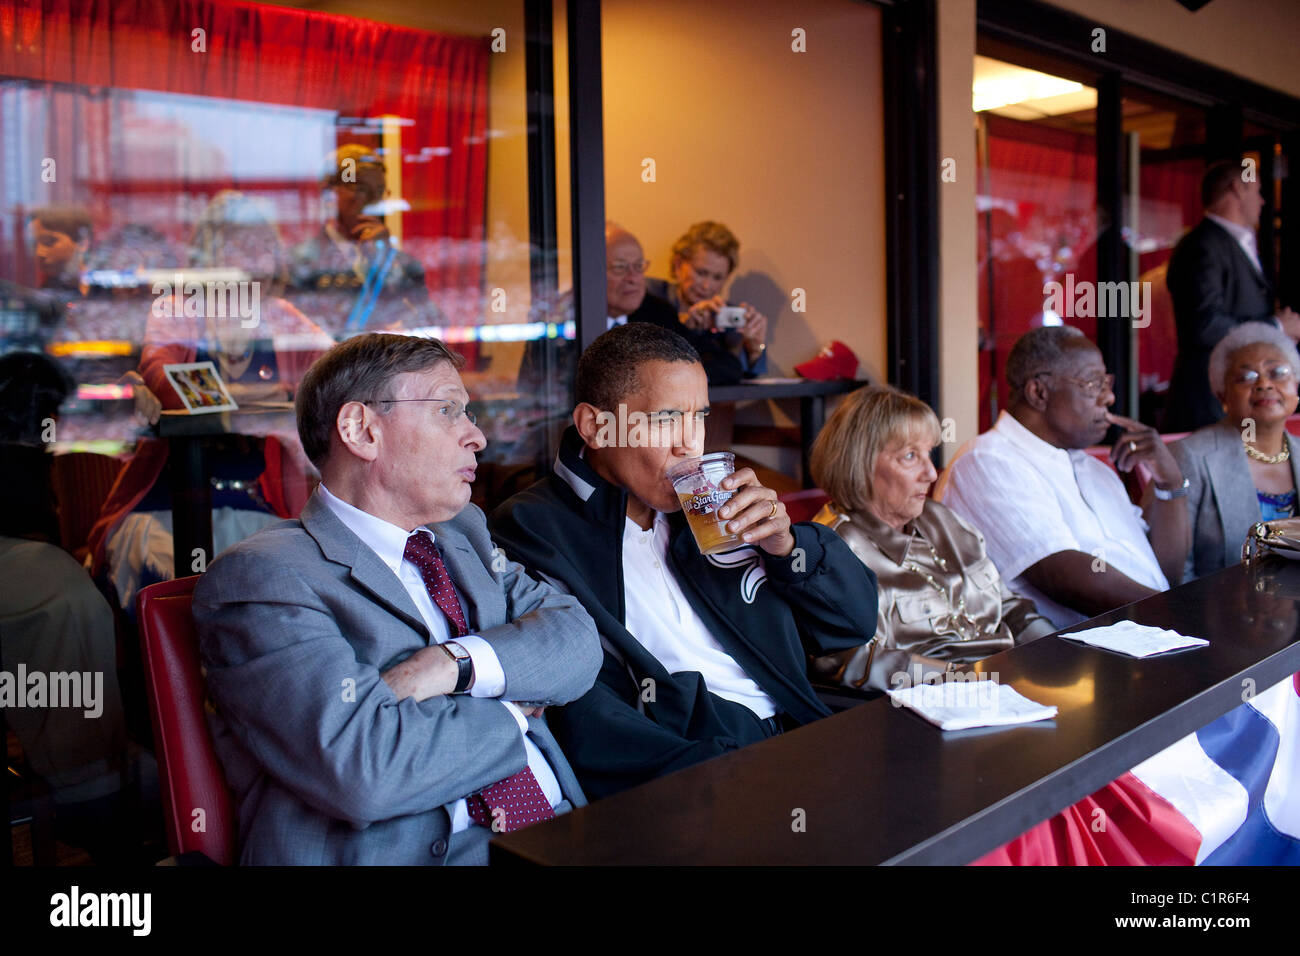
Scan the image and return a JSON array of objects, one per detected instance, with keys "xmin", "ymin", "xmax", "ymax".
[
  {"xmin": 137, "ymin": 576, "xmax": 237, "ymax": 865},
  {"xmin": 50, "ymin": 452, "xmax": 124, "ymax": 560},
  {"xmin": 779, "ymin": 488, "xmax": 831, "ymax": 524}
]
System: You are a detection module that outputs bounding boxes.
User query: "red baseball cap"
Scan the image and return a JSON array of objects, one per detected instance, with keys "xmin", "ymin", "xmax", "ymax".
[{"xmin": 795, "ymin": 340, "xmax": 859, "ymax": 381}]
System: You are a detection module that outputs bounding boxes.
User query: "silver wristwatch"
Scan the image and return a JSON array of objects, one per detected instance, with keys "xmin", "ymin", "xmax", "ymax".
[{"xmin": 1152, "ymin": 477, "xmax": 1190, "ymax": 501}]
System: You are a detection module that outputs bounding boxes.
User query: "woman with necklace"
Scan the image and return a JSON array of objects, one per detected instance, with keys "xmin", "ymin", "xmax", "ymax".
[
  {"xmin": 807, "ymin": 385, "xmax": 1056, "ymax": 692},
  {"xmin": 1168, "ymin": 321, "xmax": 1300, "ymax": 580}
]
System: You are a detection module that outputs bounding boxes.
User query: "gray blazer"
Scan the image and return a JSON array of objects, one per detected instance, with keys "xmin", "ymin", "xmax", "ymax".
[
  {"xmin": 1170, "ymin": 421, "xmax": 1300, "ymax": 580},
  {"xmin": 192, "ymin": 491, "xmax": 602, "ymax": 865}
]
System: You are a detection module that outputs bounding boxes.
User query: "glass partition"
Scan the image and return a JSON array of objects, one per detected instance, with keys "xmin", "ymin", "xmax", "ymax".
[
  {"xmin": 1, "ymin": 0, "xmax": 564, "ymax": 513},
  {"xmin": 975, "ymin": 54, "xmax": 1098, "ymax": 431}
]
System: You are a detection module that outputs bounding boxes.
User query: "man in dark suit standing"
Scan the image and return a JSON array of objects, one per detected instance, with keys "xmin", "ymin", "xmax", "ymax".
[
  {"xmin": 193, "ymin": 333, "xmax": 601, "ymax": 864},
  {"xmin": 1164, "ymin": 160, "xmax": 1300, "ymax": 432}
]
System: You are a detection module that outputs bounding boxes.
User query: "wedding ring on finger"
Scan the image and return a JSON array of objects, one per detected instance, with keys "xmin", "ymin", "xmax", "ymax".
[{"xmin": 767, "ymin": 500, "xmax": 778, "ymax": 519}]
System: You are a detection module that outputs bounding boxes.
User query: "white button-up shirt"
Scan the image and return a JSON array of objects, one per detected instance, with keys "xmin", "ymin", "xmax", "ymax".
[
  {"xmin": 1206, "ymin": 212, "xmax": 1263, "ymax": 276},
  {"xmin": 318, "ymin": 484, "xmax": 562, "ymax": 831},
  {"xmin": 621, "ymin": 512, "xmax": 777, "ymax": 719},
  {"xmin": 936, "ymin": 412, "xmax": 1168, "ymax": 628}
]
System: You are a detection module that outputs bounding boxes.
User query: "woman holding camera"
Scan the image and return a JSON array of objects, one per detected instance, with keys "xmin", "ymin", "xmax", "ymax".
[{"xmin": 647, "ymin": 221, "xmax": 768, "ymax": 376}]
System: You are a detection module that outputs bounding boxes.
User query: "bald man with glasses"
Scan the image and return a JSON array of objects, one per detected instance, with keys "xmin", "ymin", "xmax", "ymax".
[{"xmin": 937, "ymin": 325, "xmax": 1190, "ymax": 628}]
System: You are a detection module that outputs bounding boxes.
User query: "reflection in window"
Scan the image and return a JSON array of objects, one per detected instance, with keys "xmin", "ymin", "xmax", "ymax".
[
  {"xmin": 975, "ymin": 56, "xmax": 1098, "ymax": 431},
  {"xmin": 1, "ymin": 0, "xmax": 566, "ymax": 567},
  {"xmin": 1, "ymin": 1, "xmax": 494, "ymax": 448}
]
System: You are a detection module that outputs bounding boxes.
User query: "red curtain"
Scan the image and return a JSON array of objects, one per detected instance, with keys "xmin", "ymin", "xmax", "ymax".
[
  {"xmin": 1135, "ymin": 158, "xmax": 1202, "ymax": 391},
  {"xmin": 978, "ymin": 114, "xmax": 1098, "ymax": 431},
  {"xmin": 0, "ymin": 0, "xmax": 488, "ymax": 314}
]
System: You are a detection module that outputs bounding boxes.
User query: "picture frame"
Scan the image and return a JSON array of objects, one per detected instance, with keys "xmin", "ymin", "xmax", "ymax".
[{"xmin": 161, "ymin": 361, "xmax": 238, "ymax": 414}]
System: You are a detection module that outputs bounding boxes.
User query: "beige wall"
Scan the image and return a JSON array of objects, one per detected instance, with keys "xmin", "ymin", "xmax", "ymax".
[
  {"xmin": 601, "ymin": 0, "xmax": 886, "ymax": 384},
  {"xmin": 1044, "ymin": 0, "xmax": 1300, "ymax": 99},
  {"xmin": 936, "ymin": 0, "xmax": 979, "ymax": 462}
]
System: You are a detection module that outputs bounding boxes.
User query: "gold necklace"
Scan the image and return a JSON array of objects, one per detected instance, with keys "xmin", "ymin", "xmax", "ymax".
[
  {"xmin": 1244, "ymin": 442, "xmax": 1290, "ymax": 464},
  {"xmin": 900, "ymin": 532, "xmax": 984, "ymax": 642}
]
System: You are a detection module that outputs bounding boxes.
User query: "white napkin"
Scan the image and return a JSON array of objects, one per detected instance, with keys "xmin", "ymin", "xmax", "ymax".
[
  {"xmin": 886, "ymin": 679, "xmax": 1058, "ymax": 731},
  {"xmin": 1061, "ymin": 620, "xmax": 1208, "ymax": 657}
]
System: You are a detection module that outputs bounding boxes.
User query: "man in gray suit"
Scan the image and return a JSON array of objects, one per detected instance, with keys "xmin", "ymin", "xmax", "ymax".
[{"xmin": 193, "ymin": 333, "xmax": 602, "ymax": 865}]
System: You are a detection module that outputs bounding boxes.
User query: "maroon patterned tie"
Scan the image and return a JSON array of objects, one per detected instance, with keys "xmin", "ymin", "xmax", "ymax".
[
  {"xmin": 403, "ymin": 530, "xmax": 555, "ymax": 832},
  {"xmin": 403, "ymin": 530, "xmax": 468, "ymax": 636},
  {"xmin": 466, "ymin": 768, "xmax": 556, "ymax": 833}
]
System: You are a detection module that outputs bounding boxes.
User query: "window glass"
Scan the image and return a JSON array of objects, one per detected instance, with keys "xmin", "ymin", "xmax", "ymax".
[
  {"xmin": 1122, "ymin": 89, "xmax": 1207, "ymax": 426},
  {"xmin": 975, "ymin": 55, "xmax": 1098, "ymax": 431},
  {"xmin": 1, "ymin": 0, "xmax": 559, "ymax": 513}
]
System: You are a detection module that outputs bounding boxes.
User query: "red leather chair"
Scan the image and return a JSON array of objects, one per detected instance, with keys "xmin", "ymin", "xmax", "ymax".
[
  {"xmin": 779, "ymin": 488, "xmax": 831, "ymax": 524},
  {"xmin": 137, "ymin": 576, "xmax": 237, "ymax": 865}
]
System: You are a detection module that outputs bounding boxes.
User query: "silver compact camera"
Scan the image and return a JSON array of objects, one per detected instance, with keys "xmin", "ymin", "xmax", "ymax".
[{"xmin": 714, "ymin": 306, "xmax": 747, "ymax": 330}]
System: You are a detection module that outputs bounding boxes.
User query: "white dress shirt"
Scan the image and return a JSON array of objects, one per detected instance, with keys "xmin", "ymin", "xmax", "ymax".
[
  {"xmin": 936, "ymin": 412, "xmax": 1169, "ymax": 628},
  {"xmin": 317, "ymin": 484, "xmax": 562, "ymax": 831},
  {"xmin": 621, "ymin": 512, "xmax": 777, "ymax": 718},
  {"xmin": 607, "ymin": 315, "xmax": 628, "ymax": 329},
  {"xmin": 1206, "ymin": 212, "xmax": 1263, "ymax": 276}
]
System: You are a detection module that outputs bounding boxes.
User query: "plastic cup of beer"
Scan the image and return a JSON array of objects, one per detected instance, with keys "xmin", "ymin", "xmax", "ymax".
[{"xmin": 666, "ymin": 452, "xmax": 743, "ymax": 555}]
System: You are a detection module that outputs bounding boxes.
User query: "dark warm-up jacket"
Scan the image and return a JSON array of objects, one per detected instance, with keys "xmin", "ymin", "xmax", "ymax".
[{"xmin": 488, "ymin": 426, "xmax": 879, "ymax": 799}]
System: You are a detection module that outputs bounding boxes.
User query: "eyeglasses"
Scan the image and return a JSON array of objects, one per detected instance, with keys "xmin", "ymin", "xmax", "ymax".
[
  {"xmin": 368, "ymin": 398, "xmax": 477, "ymax": 426},
  {"xmin": 607, "ymin": 258, "xmax": 650, "ymax": 278},
  {"xmin": 1035, "ymin": 371, "xmax": 1115, "ymax": 400},
  {"xmin": 1230, "ymin": 366, "xmax": 1294, "ymax": 386},
  {"xmin": 646, "ymin": 409, "xmax": 710, "ymax": 429}
]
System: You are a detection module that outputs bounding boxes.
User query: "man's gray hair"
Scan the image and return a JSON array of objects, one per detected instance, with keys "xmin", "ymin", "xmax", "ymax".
[
  {"xmin": 1005, "ymin": 325, "xmax": 1088, "ymax": 392},
  {"xmin": 1208, "ymin": 321, "xmax": 1300, "ymax": 394}
]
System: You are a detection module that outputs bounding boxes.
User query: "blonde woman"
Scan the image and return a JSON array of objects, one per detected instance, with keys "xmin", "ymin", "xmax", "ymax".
[
  {"xmin": 646, "ymin": 221, "xmax": 768, "ymax": 375},
  {"xmin": 809, "ymin": 385, "xmax": 1055, "ymax": 691}
]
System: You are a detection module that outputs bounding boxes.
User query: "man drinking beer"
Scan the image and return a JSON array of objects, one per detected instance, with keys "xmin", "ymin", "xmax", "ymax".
[{"xmin": 489, "ymin": 323, "xmax": 878, "ymax": 799}]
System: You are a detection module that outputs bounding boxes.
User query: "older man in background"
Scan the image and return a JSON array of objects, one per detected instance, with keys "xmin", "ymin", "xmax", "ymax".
[{"xmin": 518, "ymin": 222, "xmax": 743, "ymax": 395}]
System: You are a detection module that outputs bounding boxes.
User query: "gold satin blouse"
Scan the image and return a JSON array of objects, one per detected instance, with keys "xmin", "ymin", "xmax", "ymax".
[{"xmin": 811, "ymin": 499, "xmax": 1056, "ymax": 691}]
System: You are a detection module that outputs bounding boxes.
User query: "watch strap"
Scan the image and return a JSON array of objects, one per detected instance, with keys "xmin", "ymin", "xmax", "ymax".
[
  {"xmin": 1152, "ymin": 477, "xmax": 1190, "ymax": 500},
  {"xmin": 441, "ymin": 642, "xmax": 473, "ymax": 694}
]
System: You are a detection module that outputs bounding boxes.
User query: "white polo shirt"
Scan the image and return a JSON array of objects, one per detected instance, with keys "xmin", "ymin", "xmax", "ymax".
[{"xmin": 936, "ymin": 412, "xmax": 1169, "ymax": 628}]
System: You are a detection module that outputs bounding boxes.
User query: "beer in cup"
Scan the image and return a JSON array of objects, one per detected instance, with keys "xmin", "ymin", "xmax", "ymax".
[{"xmin": 666, "ymin": 452, "xmax": 743, "ymax": 555}]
